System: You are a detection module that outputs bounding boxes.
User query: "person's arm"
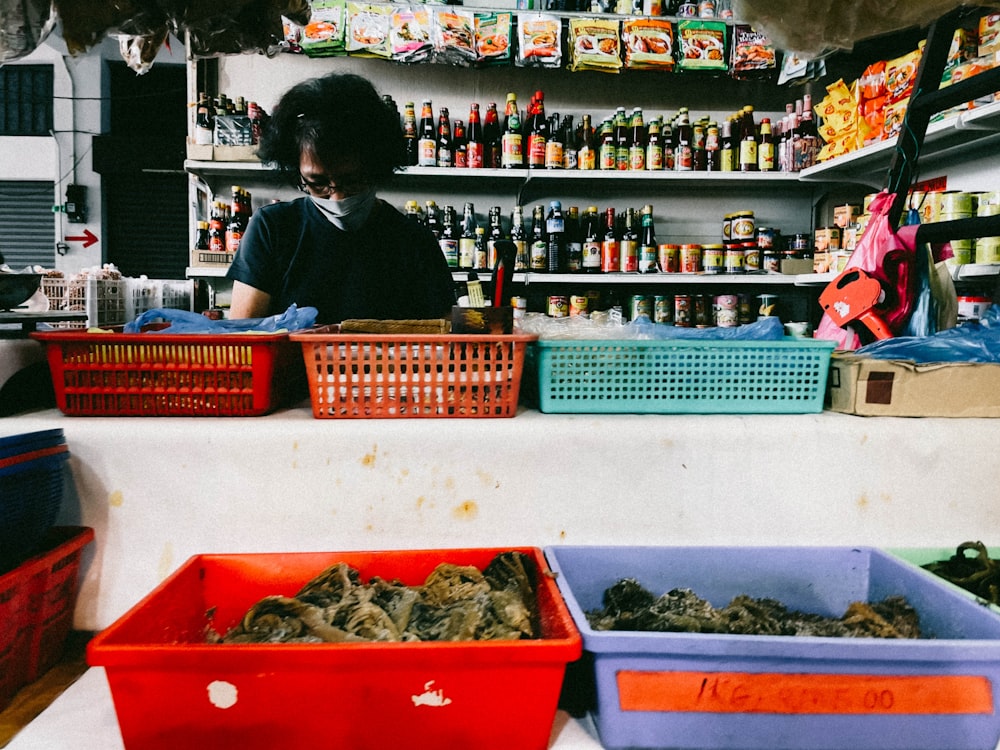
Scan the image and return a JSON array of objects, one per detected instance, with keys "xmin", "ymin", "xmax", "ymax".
[{"xmin": 229, "ymin": 280, "xmax": 273, "ymax": 319}]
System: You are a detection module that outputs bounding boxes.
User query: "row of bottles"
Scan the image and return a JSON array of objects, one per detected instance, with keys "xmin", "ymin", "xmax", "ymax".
[
  {"xmin": 409, "ymin": 199, "xmax": 662, "ymax": 274},
  {"xmin": 193, "ymin": 92, "xmax": 269, "ymax": 147},
  {"xmin": 399, "ymin": 91, "xmax": 819, "ymax": 173},
  {"xmin": 194, "ymin": 186, "xmax": 253, "ymax": 262}
]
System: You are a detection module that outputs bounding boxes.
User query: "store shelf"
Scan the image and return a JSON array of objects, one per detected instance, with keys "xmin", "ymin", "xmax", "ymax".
[
  {"xmin": 800, "ymin": 100, "xmax": 1000, "ymax": 185},
  {"xmin": 186, "ymin": 266, "xmax": 229, "ymax": 278},
  {"xmin": 519, "ymin": 271, "xmax": 820, "ymax": 286},
  {"xmin": 950, "ymin": 262, "xmax": 1000, "ymax": 281}
]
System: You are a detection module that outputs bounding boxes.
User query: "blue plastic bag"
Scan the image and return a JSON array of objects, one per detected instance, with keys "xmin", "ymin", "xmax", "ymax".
[
  {"xmin": 631, "ymin": 315, "xmax": 786, "ymax": 341},
  {"xmin": 123, "ymin": 304, "xmax": 318, "ymax": 334},
  {"xmin": 856, "ymin": 305, "xmax": 1000, "ymax": 364}
]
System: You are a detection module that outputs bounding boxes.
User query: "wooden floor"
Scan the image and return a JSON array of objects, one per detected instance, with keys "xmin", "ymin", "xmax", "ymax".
[{"xmin": 0, "ymin": 631, "xmax": 91, "ymax": 748}]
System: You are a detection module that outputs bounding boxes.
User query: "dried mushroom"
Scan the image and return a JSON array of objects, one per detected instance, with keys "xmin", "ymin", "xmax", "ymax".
[{"xmin": 922, "ymin": 541, "xmax": 1000, "ymax": 605}]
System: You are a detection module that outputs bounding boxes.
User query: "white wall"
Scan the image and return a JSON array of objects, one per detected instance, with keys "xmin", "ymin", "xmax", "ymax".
[{"xmin": 0, "ymin": 31, "xmax": 185, "ymax": 273}]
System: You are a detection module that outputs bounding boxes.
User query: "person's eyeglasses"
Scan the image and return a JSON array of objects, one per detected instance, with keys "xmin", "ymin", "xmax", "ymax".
[{"xmin": 297, "ymin": 172, "xmax": 368, "ymax": 198}]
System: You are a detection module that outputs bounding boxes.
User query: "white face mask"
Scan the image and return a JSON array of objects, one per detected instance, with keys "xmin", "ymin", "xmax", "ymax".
[{"xmin": 310, "ymin": 187, "xmax": 376, "ymax": 232}]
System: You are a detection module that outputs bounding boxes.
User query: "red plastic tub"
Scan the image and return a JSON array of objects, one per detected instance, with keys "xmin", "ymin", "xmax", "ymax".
[{"xmin": 87, "ymin": 547, "xmax": 581, "ymax": 750}]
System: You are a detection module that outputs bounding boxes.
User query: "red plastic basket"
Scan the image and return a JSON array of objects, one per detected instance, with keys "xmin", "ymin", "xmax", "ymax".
[
  {"xmin": 32, "ymin": 327, "xmax": 303, "ymax": 416},
  {"xmin": 87, "ymin": 547, "xmax": 582, "ymax": 750},
  {"xmin": 0, "ymin": 526, "xmax": 94, "ymax": 711},
  {"xmin": 289, "ymin": 327, "xmax": 536, "ymax": 418}
]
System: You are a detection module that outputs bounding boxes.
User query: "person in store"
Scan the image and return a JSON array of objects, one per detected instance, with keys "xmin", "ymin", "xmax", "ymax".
[{"xmin": 227, "ymin": 72, "xmax": 455, "ymax": 322}]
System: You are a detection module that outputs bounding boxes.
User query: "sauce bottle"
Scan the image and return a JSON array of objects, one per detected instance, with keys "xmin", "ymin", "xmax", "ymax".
[
  {"xmin": 565, "ymin": 206, "xmax": 582, "ymax": 271},
  {"xmin": 436, "ymin": 107, "xmax": 453, "ymax": 168},
  {"xmin": 458, "ymin": 202, "xmax": 477, "ymax": 269},
  {"xmin": 527, "ymin": 91, "xmax": 547, "ymax": 169},
  {"xmin": 452, "ymin": 119, "xmax": 467, "ymax": 168},
  {"xmin": 629, "ymin": 108, "xmax": 646, "ymax": 171},
  {"xmin": 439, "ymin": 204, "xmax": 458, "ymax": 268},
  {"xmin": 545, "ymin": 200, "xmax": 566, "ymax": 273},
  {"xmin": 638, "ymin": 204, "xmax": 658, "ymax": 273},
  {"xmin": 577, "ymin": 114, "xmax": 596, "ymax": 171},
  {"xmin": 646, "ymin": 116, "xmax": 663, "ymax": 171},
  {"xmin": 402, "ymin": 101, "xmax": 418, "ymax": 166},
  {"xmin": 613, "ymin": 107, "xmax": 630, "ymax": 171},
  {"xmin": 466, "ymin": 103, "xmax": 484, "ymax": 168},
  {"xmin": 674, "ymin": 107, "xmax": 693, "ymax": 171},
  {"xmin": 417, "ymin": 100, "xmax": 436, "ymax": 167},
  {"xmin": 601, "ymin": 207, "xmax": 620, "ymax": 273},
  {"xmin": 484, "ymin": 102, "xmax": 501, "ymax": 169},
  {"xmin": 510, "ymin": 205, "xmax": 528, "ymax": 271},
  {"xmin": 757, "ymin": 117, "xmax": 775, "ymax": 172},
  {"xmin": 581, "ymin": 206, "xmax": 601, "ymax": 272},
  {"xmin": 738, "ymin": 105, "xmax": 758, "ymax": 172},
  {"xmin": 529, "ymin": 205, "xmax": 547, "ymax": 270},
  {"xmin": 501, "ymin": 93, "xmax": 524, "ymax": 169},
  {"xmin": 620, "ymin": 207, "xmax": 639, "ymax": 272},
  {"xmin": 598, "ymin": 118, "xmax": 616, "ymax": 170}
]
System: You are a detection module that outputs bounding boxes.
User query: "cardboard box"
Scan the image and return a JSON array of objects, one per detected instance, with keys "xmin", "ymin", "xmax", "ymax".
[
  {"xmin": 780, "ymin": 258, "xmax": 815, "ymax": 275},
  {"xmin": 827, "ymin": 352, "xmax": 1000, "ymax": 417}
]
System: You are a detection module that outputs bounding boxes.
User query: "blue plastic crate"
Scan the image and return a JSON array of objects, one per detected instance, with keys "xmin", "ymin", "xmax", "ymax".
[
  {"xmin": 531, "ymin": 338, "xmax": 835, "ymax": 414},
  {"xmin": 0, "ymin": 430, "xmax": 69, "ymax": 573},
  {"xmin": 545, "ymin": 545, "xmax": 1000, "ymax": 750}
]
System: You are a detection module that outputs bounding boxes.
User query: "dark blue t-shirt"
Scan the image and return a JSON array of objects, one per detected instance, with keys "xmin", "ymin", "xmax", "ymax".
[{"xmin": 227, "ymin": 197, "xmax": 455, "ymax": 323}]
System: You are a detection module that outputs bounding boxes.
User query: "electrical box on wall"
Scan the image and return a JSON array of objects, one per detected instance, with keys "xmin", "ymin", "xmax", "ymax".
[{"xmin": 65, "ymin": 185, "xmax": 87, "ymax": 223}]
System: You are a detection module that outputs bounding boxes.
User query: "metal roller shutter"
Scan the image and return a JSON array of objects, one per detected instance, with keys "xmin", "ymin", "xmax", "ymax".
[{"xmin": 0, "ymin": 181, "xmax": 55, "ymax": 267}]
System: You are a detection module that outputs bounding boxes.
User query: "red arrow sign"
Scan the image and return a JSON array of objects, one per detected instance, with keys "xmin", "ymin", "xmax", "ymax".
[{"xmin": 66, "ymin": 228, "xmax": 99, "ymax": 248}]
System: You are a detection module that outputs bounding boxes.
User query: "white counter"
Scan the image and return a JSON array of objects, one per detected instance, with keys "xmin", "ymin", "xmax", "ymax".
[{"xmin": 4, "ymin": 406, "xmax": 999, "ymax": 632}]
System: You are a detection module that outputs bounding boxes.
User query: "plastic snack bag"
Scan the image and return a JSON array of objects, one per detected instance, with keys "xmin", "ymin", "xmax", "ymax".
[
  {"xmin": 299, "ymin": 0, "xmax": 346, "ymax": 57},
  {"xmin": 475, "ymin": 11, "xmax": 512, "ymax": 67},
  {"xmin": 390, "ymin": 5, "xmax": 432, "ymax": 64},
  {"xmin": 516, "ymin": 13, "xmax": 561, "ymax": 68},
  {"xmin": 345, "ymin": 2, "xmax": 391, "ymax": 59},
  {"xmin": 622, "ymin": 18, "xmax": 674, "ymax": 71},
  {"xmin": 568, "ymin": 17, "xmax": 621, "ymax": 73},
  {"xmin": 677, "ymin": 20, "xmax": 727, "ymax": 71},
  {"xmin": 432, "ymin": 7, "xmax": 476, "ymax": 66}
]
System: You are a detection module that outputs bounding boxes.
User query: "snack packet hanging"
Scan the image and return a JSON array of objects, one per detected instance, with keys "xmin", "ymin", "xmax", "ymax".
[
  {"xmin": 346, "ymin": 2, "xmax": 391, "ymax": 58},
  {"xmin": 475, "ymin": 11, "xmax": 513, "ymax": 66},
  {"xmin": 298, "ymin": 0, "xmax": 345, "ymax": 57},
  {"xmin": 517, "ymin": 13, "xmax": 561, "ymax": 68},
  {"xmin": 730, "ymin": 24, "xmax": 775, "ymax": 80},
  {"xmin": 677, "ymin": 20, "xmax": 727, "ymax": 71},
  {"xmin": 622, "ymin": 18, "xmax": 674, "ymax": 71},
  {"xmin": 390, "ymin": 5, "xmax": 432, "ymax": 63},
  {"xmin": 433, "ymin": 7, "xmax": 477, "ymax": 66},
  {"xmin": 568, "ymin": 17, "xmax": 622, "ymax": 73}
]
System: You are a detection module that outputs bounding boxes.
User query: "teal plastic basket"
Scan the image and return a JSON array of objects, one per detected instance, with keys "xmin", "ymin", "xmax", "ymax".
[{"xmin": 532, "ymin": 337, "xmax": 835, "ymax": 414}]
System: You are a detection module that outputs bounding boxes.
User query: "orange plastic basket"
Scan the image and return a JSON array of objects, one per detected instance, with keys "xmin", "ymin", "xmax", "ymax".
[
  {"xmin": 32, "ymin": 327, "xmax": 303, "ymax": 417},
  {"xmin": 290, "ymin": 327, "xmax": 536, "ymax": 418}
]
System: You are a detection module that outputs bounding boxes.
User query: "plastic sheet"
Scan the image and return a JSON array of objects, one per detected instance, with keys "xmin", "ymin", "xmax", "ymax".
[
  {"xmin": 123, "ymin": 303, "xmax": 317, "ymax": 334},
  {"xmin": 856, "ymin": 304, "xmax": 1000, "ymax": 364},
  {"xmin": 0, "ymin": 0, "xmax": 55, "ymax": 62}
]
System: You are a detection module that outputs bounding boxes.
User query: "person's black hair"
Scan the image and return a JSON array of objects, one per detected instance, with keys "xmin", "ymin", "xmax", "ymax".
[{"xmin": 256, "ymin": 72, "xmax": 404, "ymax": 184}]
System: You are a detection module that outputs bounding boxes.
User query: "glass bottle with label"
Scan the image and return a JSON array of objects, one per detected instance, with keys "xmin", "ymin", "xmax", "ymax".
[
  {"xmin": 646, "ymin": 116, "xmax": 663, "ymax": 171},
  {"xmin": 417, "ymin": 100, "xmax": 436, "ymax": 167},
  {"xmin": 757, "ymin": 117, "xmax": 775, "ymax": 172},
  {"xmin": 458, "ymin": 202, "xmax": 477, "ymax": 269},
  {"xmin": 705, "ymin": 124, "xmax": 721, "ymax": 171},
  {"xmin": 529, "ymin": 205, "xmax": 547, "ymax": 271},
  {"xmin": 484, "ymin": 101, "xmax": 501, "ymax": 169},
  {"xmin": 436, "ymin": 107, "xmax": 453, "ymax": 168},
  {"xmin": 424, "ymin": 200, "xmax": 441, "ymax": 238},
  {"xmin": 577, "ymin": 114, "xmax": 596, "ymax": 171},
  {"xmin": 719, "ymin": 117, "xmax": 735, "ymax": 172},
  {"xmin": 620, "ymin": 207, "xmax": 639, "ymax": 272},
  {"xmin": 474, "ymin": 226, "xmax": 488, "ymax": 271},
  {"xmin": 438, "ymin": 205, "xmax": 458, "ymax": 268},
  {"xmin": 486, "ymin": 206, "xmax": 504, "ymax": 269},
  {"xmin": 510, "ymin": 205, "xmax": 528, "ymax": 271},
  {"xmin": 581, "ymin": 206, "xmax": 601, "ymax": 272},
  {"xmin": 195, "ymin": 92, "xmax": 214, "ymax": 146},
  {"xmin": 638, "ymin": 204, "xmax": 658, "ymax": 273},
  {"xmin": 452, "ymin": 119, "xmax": 467, "ymax": 168},
  {"xmin": 565, "ymin": 205, "xmax": 582, "ymax": 271},
  {"xmin": 528, "ymin": 91, "xmax": 547, "ymax": 169},
  {"xmin": 674, "ymin": 107, "xmax": 693, "ymax": 171},
  {"xmin": 560, "ymin": 115, "xmax": 576, "ymax": 170},
  {"xmin": 628, "ymin": 107, "xmax": 646, "ymax": 171},
  {"xmin": 614, "ymin": 106, "xmax": 630, "ymax": 171},
  {"xmin": 466, "ymin": 103, "xmax": 484, "ymax": 169},
  {"xmin": 601, "ymin": 207, "xmax": 619, "ymax": 273},
  {"xmin": 738, "ymin": 105, "xmax": 758, "ymax": 172},
  {"xmin": 598, "ymin": 118, "xmax": 616, "ymax": 171},
  {"xmin": 546, "ymin": 200, "xmax": 566, "ymax": 273},
  {"xmin": 402, "ymin": 101, "xmax": 418, "ymax": 166},
  {"xmin": 501, "ymin": 93, "xmax": 523, "ymax": 169}
]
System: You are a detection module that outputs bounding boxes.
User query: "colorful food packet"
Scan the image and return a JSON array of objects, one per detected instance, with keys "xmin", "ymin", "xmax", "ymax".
[
  {"xmin": 568, "ymin": 17, "xmax": 621, "ymax": 73},
  {"xmin": 433, "ymin": 7, "xmax": 477, "ymax": 66},
  {"xmin": 885, "ymin": 43, "xmax": 923, "ymax": 104},
  {"xmin": 677, "ymin": 20, "xmax": 726, "ymax": 71},
  {"xmin": 882, "ymin": 100, "xmax": 907, "ymax": 140},
  {"xmin": 730, "ymin": 24, "xmax": 775, "ymax": 80},
  {"xmin": 516, "ymin": 13, "xmax": 561, "ymax": 68},
  {"xmin": 980, "ymin": 13, "xmax": 1000, "ymax": 57},
  {"xmin": 475, "ymin": 11, "xmax": 512, "ymax": 67},
  {"xmin": 345, "ymin": 2, "xmax": 390, "ymax": 58},
  {"xmin": 390, "ymin": 5, "xmax": 432, "ymax": 63},
  {"xmin": 621, "ymin": 17, "xmax": 673, "ymax": 71},
  {"xmin": 296, "ymin": 0, "xmax": 345, "ymax": 57}
]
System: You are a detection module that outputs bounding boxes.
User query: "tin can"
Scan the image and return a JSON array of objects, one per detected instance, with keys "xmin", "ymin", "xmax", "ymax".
[
  {"xmin": 680, "ymin": 243, "xmax": 702, "ymax": 273},
  {"xmin": 547, "ymin": 294, "xmax": 568, "ymax": 317},
  {"xmin": 713, "ymin": 294, "xmax": 738, "ymax": 327},
  {"xmin": 642, "ymin": 0, "xmax": 662, "ymax": 14},
  {"xmin": 958, "ymin": 295, "xmax": 993, "ymax": 321},
  {"xmin": 511, "ymin": 296, "xmax": 528, "ymax": 319},
  {"xmin": 975, "ymin": 236, "xmax": 1000, "ymax": 264},
  {"xmin": 677, "ymin": 2, "xmax": 696, "ymax": 16},
  {"xmin": 737, "ymin": 293, "xmax": 754, "ymax": 324},
  {"xmin": 569, "ymin": 294, "xmax": 589, "ymax": 317},
  {"xmin": 702, "ymin": 244, "xmax": 724, "ymax": 274},
  {"xmin": 722, "ymin": 213, "xmax": 734, "ymax": 243},
  {"xmin": 723, "ymin": 244, "xmax": 744, "ymax": 274},
  {"xmin": 653, "ymin": 295, "xmax": 673, "ymax": 323},
  {"xmin": 755, "ymin": 226, "xmax": 777, "ymax": 250},
  {"xmin": 742, "ymin": 241, "xmax": 761, "ymax": 272},
  {"xmin": 978, "ymin": 201, "xmax": 1000, "ymax": 218},
  {"xmin": 657, "ymin": 243, "xmax": 679, "ymax": 273},
  {"xmin": 789, "ymin": 232, "xmax": 812, "ymax": 258},
  {"xmin": 630, "ymin": 294, "xmax": 652, "ymax": 320},
  {"xmin": 947, "ymin": 239, "xmax": 973, "ymax": 266},
  {"xmin": 921, "ymin": 190, "xmax": 944, "ymax": 224},
  {"xmin": 693, "ymin": 294, "xmax": 711, "ymax": 326},
  {"xmin": 762, "ymin": 250, "xmax": 781, "ymax": 273},
  {"xmin": 732, "ymin": 211, "xmax": 755, "ymax": 242},
  {"xmin": 674, "ymin": 294, "xmax": 692, "ymax": 327},
  {"xmin": 941, "ymin": 190, "xmax": 974, "ymax": 216}
]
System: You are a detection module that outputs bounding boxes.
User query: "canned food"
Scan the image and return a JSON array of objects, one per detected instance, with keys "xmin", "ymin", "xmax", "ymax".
[
  {"xmin": 957, "ymin": 295, "xmax": 993, "ymax": 321},
  {"xmin": 511, "ymin": 296, "xmax": 528, "ymax": 319},
  {"xmin": 947, "ymin": 238, "xmax": 973, "ymax": 266},
  {"xmin": 630, "ymin": 294, "xmax": 652, "ymax": 320},
  {"xmin": 674, "ymin": 294, "xmax": 692, "ymax": 327},
  {"xmin": 762, "ymin": 250, "xmax": 781, "ymax": 273},
  {"xmin": 732, "ymin": 211, "xmax": 755, "ymax": 241},
  {"xmin": 922, "ymin": 190, "xmax": 944, "ymax": 224},
  {"xmin": 713, "ymin": 294, "xmax": 738, "ymax": 327},
  {"xmin": 547, "ymin": 295, "xmax": 568, "ymax": 317},
  {"xmin": 724, "ymin": 244, "xmax": 744, "ymax": 274},
  {"xmin": 755, "ymin": 226, "xmax": 777, "ymax": 250},
  {"xmin": 722, "ymin": 214, "xmax": 734, "ymax": 243},
  {"xmin": 680, "ymin": 243, "xmax": 702, "ymax": 273},
  {"xmin": 658, "ymin": 243, "xmax": 679, "ymax": 272},
  {"xmin": 941, "ymin": 190, "xmax": 974, "ymax": 215},
  {"xmin": 741, "ymin": 242, "xmax": 761, "ymax": 272},
  {"xmin": 569, "ymin": 294, "xmax": 589, "ymax": 317},
  {"xmin": 653, "ymin": 295, "xmax": 673, "ymax": 323},
  {"xmin": 702, "ymin": 244, "xmax": 724, "ymax": 274},
  {"xmin": 789, "ymin": 232, "xmax": 813, "ymax": 258},
  {"xmin": 677, "ymin": 2, "xmax": 697, "ymax": 16},
  {"xmin": 978, "ymin": 202, "xmax": 1000, "ymax": 218},
  {"xmin": 975, "ymin": 236, "xmax": 1000, "ymax": 264},
  {"xmin": 692, "ymin": 294, "xmax": 711, "ymax": 326}
]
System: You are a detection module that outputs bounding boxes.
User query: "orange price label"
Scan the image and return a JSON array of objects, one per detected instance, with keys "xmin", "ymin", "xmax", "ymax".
[{"xmin": 617, "ymin": 671, "xmax": 993, "ymax": 715}]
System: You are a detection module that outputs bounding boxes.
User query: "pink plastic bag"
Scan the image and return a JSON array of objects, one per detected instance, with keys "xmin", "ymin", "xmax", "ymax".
[{"xmin": 815, "ymin": 190, "xmax": 919, "ymax": 350}]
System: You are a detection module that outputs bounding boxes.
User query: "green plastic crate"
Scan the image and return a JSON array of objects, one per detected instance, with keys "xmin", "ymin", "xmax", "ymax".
[{"xmin": 532, "ymin": 337, "xmax": 835, "ymax": 414}]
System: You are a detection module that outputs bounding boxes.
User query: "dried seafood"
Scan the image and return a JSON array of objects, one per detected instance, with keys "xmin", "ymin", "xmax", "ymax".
[
  {"xmin": 587, "ymin": 579, "xmax": 921, "ymax": 639},
  {"xmin": 922, "ymin": 541, "xmax": 1000, "ymax": 606},
  {"xmin": 215, "ymin": 551, "xmax": 540, "ymax": 644}
]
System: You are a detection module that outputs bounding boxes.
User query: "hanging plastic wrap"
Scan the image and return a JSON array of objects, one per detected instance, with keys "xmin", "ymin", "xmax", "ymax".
[
  {"xmin": 731, "ymin": 0, "xmax": 971, "ymax": 56},
  {"xmin": 0, "ymin": 0, "xmax": 56, "ymax": 62}
]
